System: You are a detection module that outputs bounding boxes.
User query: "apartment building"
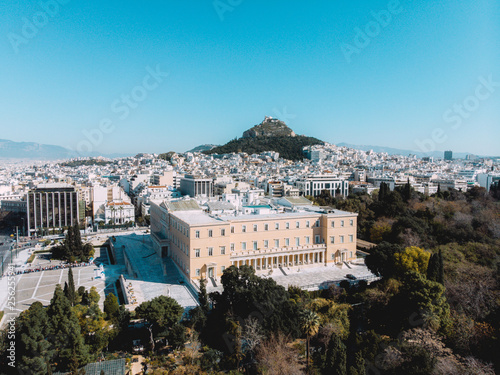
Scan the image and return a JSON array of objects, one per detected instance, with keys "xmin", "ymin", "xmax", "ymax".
[{"xmin": 151, "ymin": 199, "xmax": 357, "ymax": 282}]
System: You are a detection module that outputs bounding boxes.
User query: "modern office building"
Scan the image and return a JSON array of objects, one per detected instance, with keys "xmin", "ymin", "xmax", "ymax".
[
  {"xmin": 444, "ymin": 150, "xmax": 453, "ymax": 161},
  {"xmin": 27, "ymin": 183, "xmax": 80, "ymax": 235},
  {"xmin": 180, "ymin": 175, "xmax": 214, "ymax": 197},
  {"xmin": 151, "ymin": 199, "xmax": 357, "ymax": 282}
]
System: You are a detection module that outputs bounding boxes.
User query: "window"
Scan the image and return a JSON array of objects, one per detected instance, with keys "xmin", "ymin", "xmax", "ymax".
[
  {"xmin": 221, "ymin": 228, "xmax": 226, "ymax": 236},
  {"xmin": 253, "ymin": 224, "xmax": 258, "ymax": 232},
  {"xmin": 253, "ymin": 241, "xmax": 258, "ymax": 250},
  {"xmin": 341, "ymin": 220, "xmax": 345, "ymax": 227},
  {"xmin": 195, "ymin": 230, "xmax": 200, "ymax": 238},
  {"xmin": 275, "ymin": 223, "xmax": 279, "ymax": 230},
  {"xmin": 340, "ymin": 235, "xmax": 344, "ymax": 243},
  {"xmin": 264, "ymin": 240, "xmax": 269, "ymax": 248},
  {"xmin": 286, "ymin": 222, "xmax": 290, "ymax": 229},
  {"xmin": 306, "ymin": 220, "xmax": 310, "ymax": 228},
  {"xmin": 331, "ymin": 254, "xmax": 335, "ymax": 260},
  {"xmin": 274, "ymin": 239, "xmax": 279, "ymax": 247},
  {"xmin": 285, "ymin": 238, "xmax": 290, "ymax": 246},
  {"xmin": 315, "ymin": 220, "xmax": 320, "ymax": 227},
  {"xmin": 242, "ymin": 225, "xmax": 246, "ymax": 233},
  {"xmin": 331, "ymin": 221, "xmax": 335, "ymax": 228},
  {"xmin": 295, "ymin": 237, "xmax": 300, "ymax": 246},
  {"xmin": 350, "ymin": 251, "xmax": 353, "ymax": 258},
  {"xmin": 208, "ymin": 247, "xmax": 213, "ymax": 256},
  {"xmin": 196, "ymin": 269, "xmax": 200, "ymax": 276},
  {"xmin": 195, "ymin": 249, "xmax": 200, "ymax": 257},
  {"xmin": 296, "ymin": 221, "xmax": 300, "ymax": 228},
  {"xmin": 264, "ymin": 224, "xmax": 269, "ymax": 231},
  {"xmin": 350, "ymin": 219, "xmax": 354, "ymax": 226},
  {"xmin": 242, "ymin": 242, "xmax": 247, "ymax": 250},
  {"xmin": 315, "ymin": 235, "xmax": 320, "ymax": 244},
  {"xmin": 231, "ymin": 226, "xmax": 235, "ymax": 233},
  {"xmin": 208, "ymin": 229, "xmax": 213, "ymax": 237},
  {"xmin": 221, "ymin": 266, "xmax": 226, "ymax": 273},
  {"xmin": 305, "ymin": 236, "xmax": 310, "ymax": 244},
  {"xmin": 230, "ymin": 243, "xmax": 235, "ymax": 251},
  {"xmin": 330, "ymin": 236, "xmax": 335, "ymax": 244},
  {"xmin": 349, "ymin": 234, "xmax": 353, "ymax": 243},
  {"xmin": 220, "ymin": 246, "xmax": 226, "ymax": 255}
]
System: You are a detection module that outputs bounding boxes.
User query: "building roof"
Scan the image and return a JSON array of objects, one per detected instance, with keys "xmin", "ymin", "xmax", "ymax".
[
  {"xmin": 206, "ymin": 201, "xmax": 236, "ymax": 211},
  {"xmin": 107, "ymin": 201, "xmax": 133, "ymax": 207},
  {"xmin": 281, "ymin": 196, "xmax": 312, "ymax": 206},
  {"xmin": 163, "ymin": 199, "xmax": 201, "ymax": 212}
]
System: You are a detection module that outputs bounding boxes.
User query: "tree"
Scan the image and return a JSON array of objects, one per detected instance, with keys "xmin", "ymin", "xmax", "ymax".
[
  {"xmin": 52, "ymin": 224, "xmax": 94, "ymax": 262},
  {"xmin": 426, "ymin": 252, "xmax": 439, "ymax": 282},
  {"xmin": 103, "ymin": 293, "xmax": 119, "ymax": 321},
  {"xmin": 393, "ymin": 246, "xmax": 430, "ymax": 277},
  {"xmin": 365, "ymin": 242, "xmax": 403, "ymax": 278},
  {"xmin": 47, "ymin": 285, "xmax": 90, "ymax": 371},
  {"xmin": 300, "ymin": 309, "xmax": 320, "ymax": 373},
  {"xmin": 168, "ymin": 323, "xmax": 186, "ymax": 349},
  {"xmin": 255, "ymin": 333, "xmax": 303, "ymax": 375},
  {"xmin": 16, "ymin": 302, "xmax": 54, "ymax": 375},
  {"xmin": 67, "ymin": 267, "xmax": 76, "ymax": 306},
  {"xmin": 135, "ymin": 295, "xmax": 184, "ymax": 338},
  {"xmin": 198, "ymin": 278, "xmax": 209, "ymax": 313},
  {"xmin": 323, "ymin": 334, "xmax": 347, "ymax": 375}
]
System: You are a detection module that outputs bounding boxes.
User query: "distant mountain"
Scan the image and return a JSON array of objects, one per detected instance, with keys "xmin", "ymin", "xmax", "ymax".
[
  {"xmin": 0, "ymin": 139, "xmax": 72, "ymax": 160},
  {"xmin": 204, "ymin": 116, "xmax": 323, "ymax": 161},
  {"xmin": 187, "ymin": 144, "xmax": 218, "ymax": 153},
  {"xmin": 0, "ymin": 139, "xmax": 130, "ymax": 160},
  {"xmin": 336, "ymin": 142, "xmax": 471, "ymax": 159}
]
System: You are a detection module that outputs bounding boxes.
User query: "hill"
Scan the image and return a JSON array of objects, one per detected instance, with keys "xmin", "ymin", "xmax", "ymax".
[
  {"xmin": 204, "ymin": 117, "xmax": 323, "ymax": 160},
  {"xmin": 187, "ymin": 144, "xmax": 218, "ymax": 153}
]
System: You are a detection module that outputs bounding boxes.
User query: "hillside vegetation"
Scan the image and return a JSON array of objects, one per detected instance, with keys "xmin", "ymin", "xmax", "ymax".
[{"xmin": 204, "ymin": 135, "xmax": 323, "ymax": 160}]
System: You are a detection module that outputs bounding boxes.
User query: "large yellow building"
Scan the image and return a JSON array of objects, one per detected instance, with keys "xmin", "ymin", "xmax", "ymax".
[{"xmin": 150, "ymin": 199, "xmax": 358, "ymax": 282}]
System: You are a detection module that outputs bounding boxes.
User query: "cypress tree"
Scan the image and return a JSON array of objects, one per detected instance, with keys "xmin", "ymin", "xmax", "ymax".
[
  {"xmin": 199, "ymin": 278, "xmax": 209, "ymax": 313},
  {"xmin": 426, "ymin": 253, "xmax": 439, "ymax": 282},
  {"xmin": 68, "ymin": 267, "xmax": 76, "ymax": 306},
  {"xmin": 437, "ymin": 249, "xmax": 444, "ymax": 284},
  {"xmin": 323, "ymin": 335, "xmax": 347, "ymax": 375}
]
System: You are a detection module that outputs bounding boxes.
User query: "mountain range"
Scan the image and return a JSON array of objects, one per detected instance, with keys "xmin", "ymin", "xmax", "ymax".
[{"xmin": 0, "ymin": 139, "xmax": 129, "ymax": 160}]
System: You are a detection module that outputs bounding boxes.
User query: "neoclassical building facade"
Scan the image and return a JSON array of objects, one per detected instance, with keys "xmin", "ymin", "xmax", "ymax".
[{"xmin": 151, "ymin": 199, "xmax": 358, "ymax": 282}]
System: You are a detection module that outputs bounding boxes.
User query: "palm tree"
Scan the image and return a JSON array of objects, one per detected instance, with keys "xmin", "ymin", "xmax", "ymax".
[{"xmin": 300, "ymin": 309, "xmax": 320, "ymax": 373}]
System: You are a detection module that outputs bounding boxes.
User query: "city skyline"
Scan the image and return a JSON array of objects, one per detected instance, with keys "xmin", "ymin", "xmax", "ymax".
[{"xmin": 1, "ymin": 0, "xmax": 499, "ymax": 156}]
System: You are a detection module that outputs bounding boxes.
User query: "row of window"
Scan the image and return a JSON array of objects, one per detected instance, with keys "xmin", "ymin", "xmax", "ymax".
[
  {"xmin": 192, "ymin": 234, "xmax": 354, "ymax": 256},
  {"xmin": 191, "ymin": 219, "xmax": 355, "ymax": 238}
]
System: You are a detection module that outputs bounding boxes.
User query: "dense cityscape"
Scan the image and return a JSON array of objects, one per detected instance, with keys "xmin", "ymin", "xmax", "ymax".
[{"xmin": 2, "ymin": 1, "xmax": 499, "ymax": 374}]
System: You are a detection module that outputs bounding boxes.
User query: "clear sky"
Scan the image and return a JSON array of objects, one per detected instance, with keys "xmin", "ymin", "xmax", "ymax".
[{"xmin": 1, "ymin": 0, "xmax": 499, "ymax": 156}]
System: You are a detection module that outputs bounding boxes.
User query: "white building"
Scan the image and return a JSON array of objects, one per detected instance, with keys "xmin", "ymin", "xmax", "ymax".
[{"xmin": 104, "ymin": 201, "xmax": 135, "ymax": 225}]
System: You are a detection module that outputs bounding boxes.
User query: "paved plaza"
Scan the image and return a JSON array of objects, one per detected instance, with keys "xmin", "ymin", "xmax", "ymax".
[
  {"xmin": 112, "ymin": 234, "xmax": 199, "ymax": 312},
  {"xmin": 206, "ymin": 258, "xmax": 377, "ymax": 293},
  {"xmin": 0, "ymin": 246, "xmax": 124, "ymax": 324}
]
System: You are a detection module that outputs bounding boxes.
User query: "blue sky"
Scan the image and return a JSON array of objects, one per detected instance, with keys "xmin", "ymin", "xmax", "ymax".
[{"xmin": 1, "ymin": 0, "xmax": 499, "ymax": 156}]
